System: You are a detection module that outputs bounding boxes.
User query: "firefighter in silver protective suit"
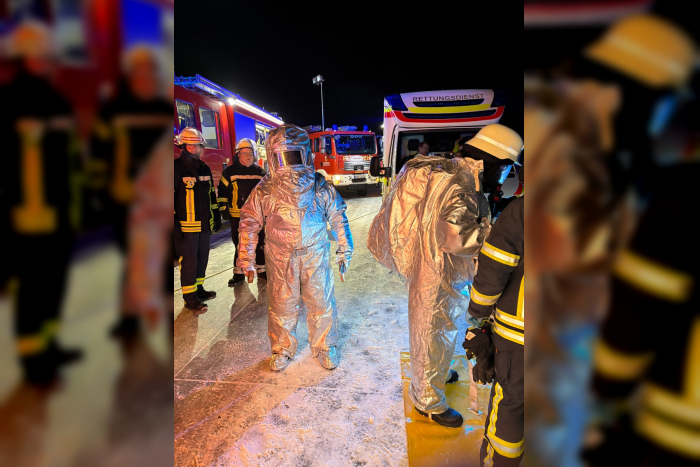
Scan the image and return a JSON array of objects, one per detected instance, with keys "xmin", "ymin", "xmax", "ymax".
[
  {"xmin": 368, "ymin": 124, "xmax": 524, "ymax": 428},
  {"xmin": 236, "ymin": 124, "xmax": 354, "ymax": 371}
]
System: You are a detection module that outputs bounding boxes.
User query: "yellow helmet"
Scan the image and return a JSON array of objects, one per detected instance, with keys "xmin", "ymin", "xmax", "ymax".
[
  {"xmin": 7, "ymin": 20, "xmax": 55, "ymax": 59},
  {"xmin": 176, "ymin": 127, "xmax": 206, "ymax": 146},
  {"xmin": 584, "ymin": 13, "xmax": 696, "ymax": 89},
  {"xmin": 235, "ymin": 138, "xmax": 259, "ymax": 160},
  {"xmin": 466, "ymin": 124, "xmax": 523, "ymax": 164}
]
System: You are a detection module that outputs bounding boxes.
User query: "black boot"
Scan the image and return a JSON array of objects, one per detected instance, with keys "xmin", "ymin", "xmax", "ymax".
[
  {"xmin": 197, "ymin": 285, "xmax": 216, "ymax": 301},
  {"xmin": 446, "ymin": 369, "xmax": 459, "ymax": 384},
  {"xmin": 22, "ymin": 341, "xmax": 82, "ymax": 386},
  {"xmin": 184, "ymin": 297, "xmax": 208, "ymax": 314},
  {"xmin": 228, "ymin": 274, "xmax": 245, "ymax": 286},
  {"xmin": 45, "ymin": 341, "xmax": 83, "ymax": 368},
  {"xmin": 257, "ymin": 272, "xmax": 267, "ymax": 282},
  {"xmin": 415, "ymin": 406, "xmax": 464, "ymax": 428}
]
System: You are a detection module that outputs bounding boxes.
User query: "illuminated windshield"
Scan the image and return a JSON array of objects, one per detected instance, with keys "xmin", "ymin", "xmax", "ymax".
[{"xmin": 334, "ymin": 135, "xmax": 375, "ymax": 154}]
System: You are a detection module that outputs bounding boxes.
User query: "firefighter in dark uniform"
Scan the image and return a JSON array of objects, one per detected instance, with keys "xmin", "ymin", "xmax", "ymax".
[
  {"xmin": 0, "ymin": 21, "xmax": 82, "ymax": 385},
  {"xmin": 217, "ymin": 138, "xmax": 267, "ymax": 286},
  {"xmin": 88, "ymin": 46, "xmax": 173, "ymax": 336},
  {"xmin": 464, "ymin": 196, "xmax": 524, "ymax": 467},
  {"xmin": 174, "ymin": 128, "xmax": 220, "ymax": 313}
]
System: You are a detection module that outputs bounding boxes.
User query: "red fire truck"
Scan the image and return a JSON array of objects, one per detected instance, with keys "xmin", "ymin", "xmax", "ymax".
[
  {"xmin": 304, "ymin": 125, "xmax": 379, "ymax": 196},
  {"xmin": 174, "ymin": 74, "xmax": 283, "ymax": 190}
]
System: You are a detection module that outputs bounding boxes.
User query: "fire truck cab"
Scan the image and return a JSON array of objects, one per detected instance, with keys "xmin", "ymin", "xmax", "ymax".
[
  {"xmin": 305, "ymin": 125, "xmax": 380, "ymax": 197},
  {"xmin": 370, "ymin": 89, "xmax": 508, "ymax": 199}
]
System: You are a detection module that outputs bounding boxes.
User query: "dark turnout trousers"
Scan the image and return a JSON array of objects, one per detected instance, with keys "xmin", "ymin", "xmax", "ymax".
[{"xmin": 175, "ymin": 230, "xmax": 210, "ymax": 305}]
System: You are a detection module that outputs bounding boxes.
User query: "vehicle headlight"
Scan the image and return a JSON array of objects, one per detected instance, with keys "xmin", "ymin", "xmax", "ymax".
[{"xmin": 333, "ymin": 175, "xmax": 341, "ymax": 182}]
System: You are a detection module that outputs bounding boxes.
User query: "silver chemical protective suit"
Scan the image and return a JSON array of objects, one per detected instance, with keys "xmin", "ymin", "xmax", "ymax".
[
  {"xmin": 368, "ymin": 155, "xmax": 491, "ymax": 413},
  {"xmin": 237, "ymin": 125, "xmax": 354, "ymax": 360}
]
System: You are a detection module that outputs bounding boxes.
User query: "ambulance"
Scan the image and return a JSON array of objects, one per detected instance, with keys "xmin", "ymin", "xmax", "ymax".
[
  {"xmin": 305, "ymin": 124, "xmax": 380, "ymax": 196},
  {"xmin": 370, "ymin": 89, "xmax": 510, "ymax": 198}
]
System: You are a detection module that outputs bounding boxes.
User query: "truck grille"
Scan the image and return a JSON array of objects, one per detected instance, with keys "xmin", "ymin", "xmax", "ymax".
[{"xmin": 343, "ymin": 160, "xmax": 370, "ymax": 171}]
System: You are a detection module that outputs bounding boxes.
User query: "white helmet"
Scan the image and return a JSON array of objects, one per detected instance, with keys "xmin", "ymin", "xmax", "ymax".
[
  {"xmin": 235, "ymin": 138, "xmax": 259, "ymax": 161},
  {"xmin": 176, "ymin": 127, "xmax": 206, "ymax": 146},
  {"xmin": 466, "ymin": 124, "xmax": 523, "ymax": 165}
]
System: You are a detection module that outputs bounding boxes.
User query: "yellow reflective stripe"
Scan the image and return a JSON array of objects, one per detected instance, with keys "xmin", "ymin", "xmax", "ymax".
[
  {"xmin": 517, "ymin": 276, "xmax": 524, "ymax": 320},
  {"xmin": 217, "ymin": 197, "xmax": 227, "ymax": 203},
  {"xmin": 210, "ymin": 204, "xmax": 218, "ymax": 209},
  {"xmin": 642, "ymin": 383, "xmax": 700, "ymax": 428},
  {"xmin": 195, "ymin": 278, "xmax": 204, "ymax": 286},
  {"xmin": 494, "ymin": 308, "xmax": 524, "ymax": 330},
  {"xmin": 186, "ymin": 188, "xmax": 194, "ymax": 223},
  {"xmin": 229, "ymin": 175, "xmax": 263, "ymax": 180},
  {"xmin": 492, "ymin": 321, "xmax": 524, "ymax": 345},
  {"xmin": 481, "ymin": 242, "xmax": 520, "ymax": 267},
  {"xmin": 613, "ymin": 249, "xmax": 693, "ymax": 303},
  {"xmin": 182, "ymin": 285, "xmax": 197, "ymax": 294},
  {"xmin": 208, "ymin": 181, "xmax": 214, "ymax": 224},
  {"xmin": 637, "ymin": 407, "xmax": 700, "ymax": 459},
  {"xmin": 472, "ymin": 287, "xmax": 501, "ymax": 306},
  {"xmin": 221, "ymin": 176, "xmax": 229, "ymax": 187},
  {"xmin": 593, "ymin": 339, "xmax": 653, "ymax": 381},
  {"xmin": 487, "ymin": 383, "xmax": 524, "ymax": 458},
  {"xmin": 178, "ymin": 256, "xmax": 182, "ymax": 272},
  {"xmin": 231, "ymin": 181, "xmax": 239, "ymax": 212},
  {"xmin": 16, "ymin": 320, "xmax": 59, "ymax": 356},
  {"xmin": 181, "ymin": 227, "xmax": 200, "ymax": 232},
  {"xmin": 219, "ymin": 206, "xmax": 227, "ymax": 211},
  {"xmin": 180, "ymin": 221, "xmax": 200, "ymax": 226},
  {"xmin": 484, "ymin": 443, "xmax": 495, "ymax": 467},
  {"xmin": 230, "ymin": 211, "xmax": 241, "ymax": 218}
]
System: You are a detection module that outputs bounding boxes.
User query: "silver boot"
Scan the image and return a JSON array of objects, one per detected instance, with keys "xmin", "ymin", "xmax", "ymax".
[
  {"xmin": 270, "ymin": 354, "xmax": 291, "ymax": 371},
  {"xmin": 317, "ymin": 347, "xmax": 339, "ymax": 370}
]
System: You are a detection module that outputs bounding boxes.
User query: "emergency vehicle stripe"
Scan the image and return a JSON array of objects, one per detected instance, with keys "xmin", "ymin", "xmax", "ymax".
[
  {"xmin": 643, "ymin": 383, "xmax": 700, "ymax": 428},
  {"xmin": 481, "ymin": 242, "xmax": 520, "ymax": 267},
  {"xmin": 182, "ymin": 285, "xmax": 197, "ymax": 294},
  {"xmin": 186, "ymin": 189, "xmax": 194, "ymax": 222},
  {"xmin": 471, "ymin": 287, "xmax": 501, "ymax": 306},
  {"xmin": 492, "ymin": 321, "xmax": 524, "ymax": 345},
  {"xmin": 229, "ymin": 175, "xmax": 264, "ymax": 180},
  {"xmin": 486, "ymin": 384, "xmax": 523, "ymax": 458},
  {"xmin": 517, "ymin": 277, "xmax": 524, "ymax": 320},
  {"xmin": 637, "ymin": 407, "xmax": 700, "ymax": 459},
  {"xmin": 195, "ymin": 278, "xmax": 204, "ymax": 286},
  {"xmin": 613, "ymin": 249, "xmax": 693, "ymax": 303},
  {"xmin": 495, "ymin": 308, "xmax": 524, "ymax": 330},
  {"xmin": 593, "ymin": 339, "xmax": 653, "ymax": 380},
  {"xmin": 221, "ymin": 176, "xmax": 229, "ymax": 187}
]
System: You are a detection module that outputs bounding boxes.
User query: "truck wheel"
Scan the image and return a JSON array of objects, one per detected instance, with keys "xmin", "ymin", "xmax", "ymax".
[{"xmin": 358, "ymin": 187, "xmax": 368, "ymax": 196}]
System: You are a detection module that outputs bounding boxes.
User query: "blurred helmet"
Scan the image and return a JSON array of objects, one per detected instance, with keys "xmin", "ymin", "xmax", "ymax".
[
  {"xmin": 7, "ymin": 20, "xmax": 55, "ymax": 59},
  {"xmin": 176, "ymin": 127, "xmax": 206, "ymax": 146},
  {"xmin": 235, "ymin": 138, "xmax": 258, "ymax": 160},
  {"xmin": 266, "ymin": 124, "xmax": 312, "ymax": 172},
  {"xmin": 466, "ymin": 124, "xmax": 524, "ymax": 164},
  {"xmin": 122, "ymin": 44, "xmax": 162, "ymax": 76},
  {"xmin": 584, "ymin": 13, "xmax": 696, "ymax": 89}
]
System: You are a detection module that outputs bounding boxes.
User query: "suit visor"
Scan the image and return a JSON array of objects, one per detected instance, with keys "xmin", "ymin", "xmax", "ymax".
[{"xmin": 274, "ymin": 150, "xmax": 304, "ymax": 167}]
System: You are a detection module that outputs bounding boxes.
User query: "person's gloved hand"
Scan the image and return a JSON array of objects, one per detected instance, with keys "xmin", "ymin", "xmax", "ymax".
[
  {"xmin": 213, "ymin": 216, "xmax": 221, "ymax": 232},
  {"xmin": 463, "ymin": 322, "xmax": 495, "ymax": 384},
  {"xmin": 338, "ymin": 257, "xmax": 349, "ymax": 282}
]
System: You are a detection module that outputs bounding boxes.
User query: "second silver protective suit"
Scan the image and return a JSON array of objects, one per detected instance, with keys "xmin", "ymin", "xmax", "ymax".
[
  {"xmin": 368, "ymin": 156, "xmax": 491, "ymax": 413},
  {"xmin": 237, "ymin": 125, "xmax": 354, "ymax": 361}
]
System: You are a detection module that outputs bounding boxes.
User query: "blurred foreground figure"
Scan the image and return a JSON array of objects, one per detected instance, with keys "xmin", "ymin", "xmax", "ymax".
[
  {"xmin": 465, "ymin": 196, "xmax": 524, "ymax": 466},
  {"xmin": 217, "ymin": 138, "xmax": 266, "ymax": 286},
  {"xmin": 369, "ymin": 124, "xmax": 522, "ymax": 428},
  {"xmin": 523, "ymin": 11, "xmax": 697, "ymax": 467},
  {"xmin": 88, "ymin": 45, "xmax": 173, "ymax": 338},
  {"xmin": 237, "ymin": 124, "xmax": 354, "ymax": 371},
  {"xmin": 0, "ymin": 20, "xmax": 82, "ymax": 385},
  {"xmin": 174, "ymin": 128, "xmax": 221, "ymax": 314}
]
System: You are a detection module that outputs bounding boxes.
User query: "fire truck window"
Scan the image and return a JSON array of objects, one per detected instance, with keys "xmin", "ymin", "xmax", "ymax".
[
  {"xmin": 198, "ymin": 107, "xmax": 221, "ymax": 149},
  {"xmin": 334, "ymin": 135, "xmax": 376, "ymax": 154},
  {"xmin": 314, "ymin": 138, "xmax": 320, "ymax": 152},
  {"xmin": 176, "ymin": 100, "xmax": 196, "ymax": 132}
]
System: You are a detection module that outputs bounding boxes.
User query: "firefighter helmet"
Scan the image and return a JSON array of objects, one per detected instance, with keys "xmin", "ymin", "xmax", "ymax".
[
  {"xmin": 7, "ymin": 20, "xmax": 55, "ymax": 58},
  {"xmin": 584, "ymin": 14, "xmax": 696, "ymax": 89},
  {"xmin": 466, "ymin": 124, "xmax": 523, "ymax": 164},
  {"xmin": 235, "ymin": 138, "xmax": 259, "ymax": 161},
  {"xmin": 176, "ymin": 127, "xmax": 206, "ymax": 146}
]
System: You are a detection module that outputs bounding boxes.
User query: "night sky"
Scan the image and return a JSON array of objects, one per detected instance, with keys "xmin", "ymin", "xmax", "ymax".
[{"xmin": 176, "ymin": 1, "xmax": 523, "ymax": 136}]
